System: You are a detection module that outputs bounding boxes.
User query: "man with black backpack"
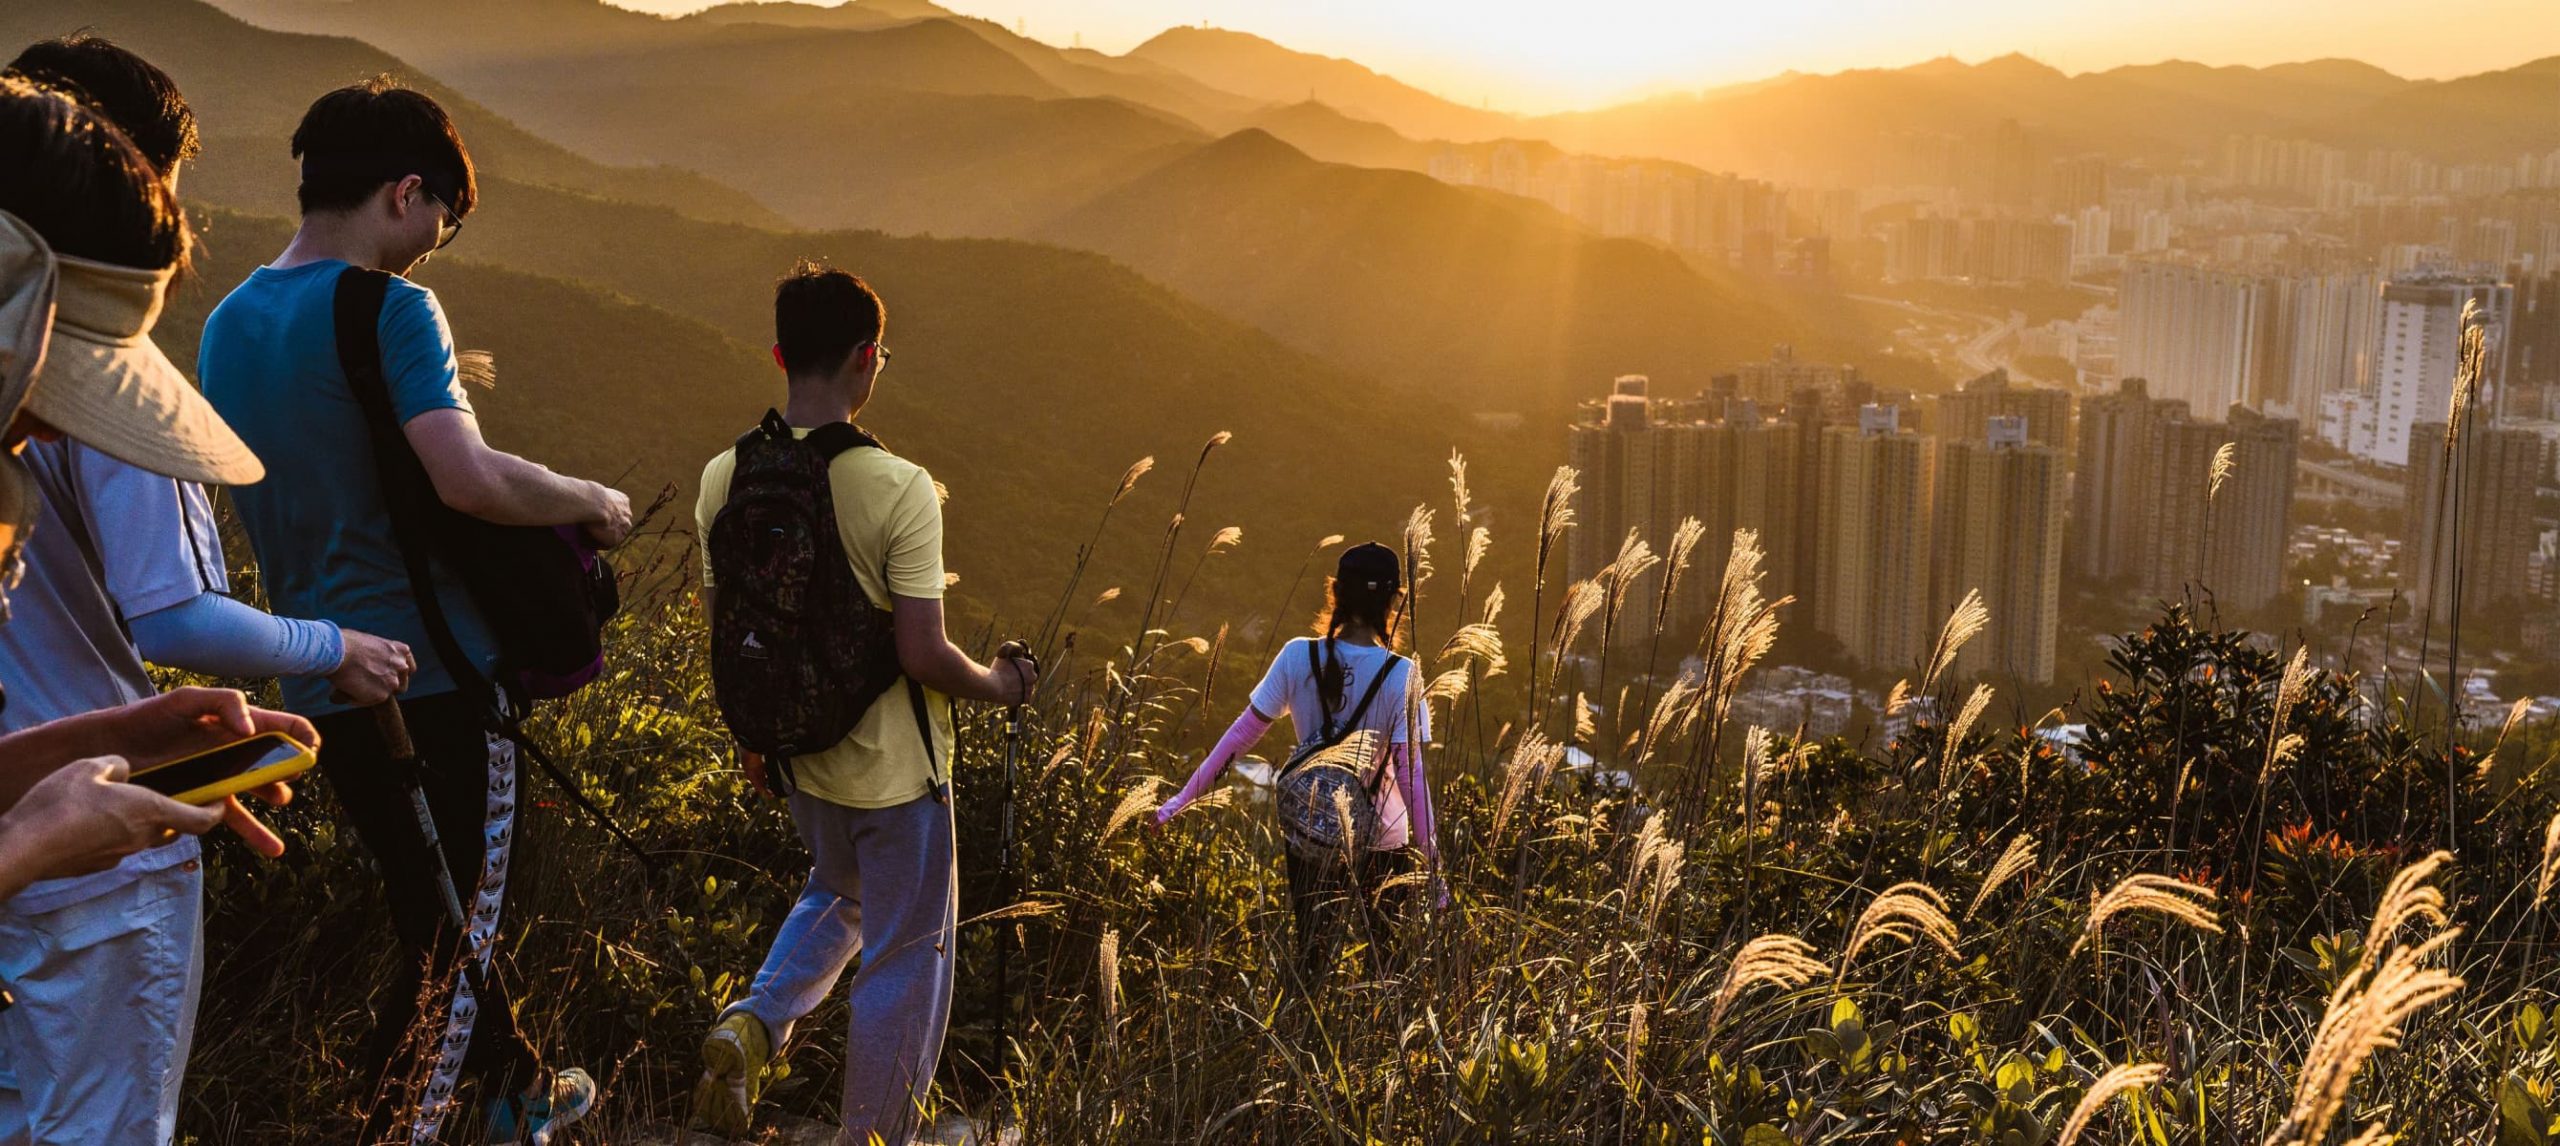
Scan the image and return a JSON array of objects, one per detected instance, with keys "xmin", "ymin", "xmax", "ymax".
[
  {"xmin": 197, "ymin": 79, "xmax": 626, "ymax": 1144},
  {"xmin": 691, "ymin": 261, "xmax": 1036, "ymax": 1142}
]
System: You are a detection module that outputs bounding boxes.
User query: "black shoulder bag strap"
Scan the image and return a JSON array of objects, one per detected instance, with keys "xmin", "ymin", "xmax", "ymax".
[
  {"xmin": 334, "ymin": 267, "xmax": 654, "ymax": 871},
  {"xmin": 799, "ymin": 421, "xmax": 944, "ymax": 800},
  {"xmin": 1275, "ymin": 643, "xmax": 1398, "ymax": 783}
]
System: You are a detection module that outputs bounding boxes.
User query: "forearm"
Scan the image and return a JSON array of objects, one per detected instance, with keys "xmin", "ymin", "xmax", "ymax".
[
  {"xmin": 453, "ymin": 454, "xmax": 608, "ymax": 527},
  {"xmin": 0, "ymin": 716, "xmax": 112, "ymax": 809},
  {"xmin": 129, "ymin": 593, "xmax": 345, "ymax": 680},
  {"xmin": 1397, "ymin": 744, "xmax": 1440, "ymax": 863},
  {"xmin": 899, "ymin": 635, "xmax": 1009, "ymax": 703},
  {"xmin": 1159, "ymin": 708, "xmax": 1272, "ymax": 822}
]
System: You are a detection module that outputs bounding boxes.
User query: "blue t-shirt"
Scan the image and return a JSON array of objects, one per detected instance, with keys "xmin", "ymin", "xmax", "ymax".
[{"xmin": 199, "ymin": 260, "xmax": 499, "ymax": 714}]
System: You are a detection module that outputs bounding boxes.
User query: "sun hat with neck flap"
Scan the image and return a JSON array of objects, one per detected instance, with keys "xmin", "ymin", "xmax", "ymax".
[{"xmin": 0, "ymin": 206, "xmax": 261, "ymax": 487}]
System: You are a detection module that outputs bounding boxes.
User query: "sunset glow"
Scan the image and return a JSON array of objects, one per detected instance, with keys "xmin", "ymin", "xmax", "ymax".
[{"xmin": 608, "ymin": 0, "xmax": 2560, "ymax": 112}]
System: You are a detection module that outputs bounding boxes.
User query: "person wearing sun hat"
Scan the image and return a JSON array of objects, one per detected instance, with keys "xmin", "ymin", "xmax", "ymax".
[
  {"xmin": 1155, "ymin": 540, "xmax": 1445, "ymax": 988},
  {"xmin": 0, "ymin": 77, "xmax": 317, "ymax": 1146}
]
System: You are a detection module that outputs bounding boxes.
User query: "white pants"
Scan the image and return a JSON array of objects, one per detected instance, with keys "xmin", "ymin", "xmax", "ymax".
[{"xmin": 0, "ymin": 861, "xmax": 204, "ymax": 1146}]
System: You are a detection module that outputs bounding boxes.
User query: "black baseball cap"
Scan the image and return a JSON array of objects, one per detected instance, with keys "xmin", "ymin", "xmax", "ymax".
[{"xmin": 1336, "ymin": 541, "xmax": 1401, "ymax": 593}]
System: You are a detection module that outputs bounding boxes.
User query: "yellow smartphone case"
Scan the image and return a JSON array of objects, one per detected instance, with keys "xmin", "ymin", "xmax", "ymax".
[{"xmin": 165, "ymin": 746, "xmax": 317, "ymax": 807}]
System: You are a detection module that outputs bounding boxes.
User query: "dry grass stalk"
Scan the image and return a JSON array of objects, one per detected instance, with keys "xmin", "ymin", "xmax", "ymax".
[
  {"xmin": 455, "ymin": 349, "xmax": 497, "ymax": 389},
  {"xmin": 1426, "ymin": 667, "xmax": 1475, "ymax": 706},
  {"xmin": 2539, "ymin": 814, "xmax": 2560, "ymax": 905},
  {"xmin": 1652, "ymin": 517, "xmax": 1708, "ymax": 632},
  {"xmin": 1641, "ymin": 676, "xmax": 1703, "ymax": 763},
  {"xmin": 1097, "ymin": 927, "xmax": 1122, "ymax": 1048},
  {"xmin": 1092, "ymin": 586, "xmax": 1121, "ymax": 607},
  {"xmin": 1574, "ymin": 693, "xmax": 1598, "ymax": 744},
  {"xmin": 1207, "ymin": 526, "xmax": 1243, "ymax": 553},
  {"xmin": 1707, "ymin": 933, "xmax": 1831, "ymax": 1030},
  {"xmin": 1602, "ymin": 531, "xmax": 1661, "ymax": 631},
  {"xmin": 1113, "ymin": 456, "xmax": 1155, "ymax": 504},
  {"xmin": 1552, "ymin": 580, "xmax": 1606, "ymax": 660},
  {"xmin": 1843, "ymin": 881, "xmax": 1960, "ymax": 966},
  {"xmin": 1099, "ymin": 777, "xmax": 1168, "ymax": 844},
  {"xmin": 1448, "ymin": 451, "xmax": 1473, "ymax": 526},
  {"xmin": 1536, "ymin": 467, "xmax": 1580, "ymax": 583},
  {"xmin": 1480, "ymin": 583, "xmax": 1506, "ymax": 626},
  {"xmin": 2362, "ymin": 849, "xmax": 2452, "ymax": 956},
  {"xmin": 1403, "ymin": 505, "xmax": 1437, "ymax": 591},
  {"xmin": 2494, "ymin": 697, "xmax": 2534, "ymax": 757},
  {"xmin": 2339, "ymin": 1126, "xmax": 2397, "ymax": 1146},
  {"xmin": 1438, "ymin": 623, "xmax": 1509, "ymax": 674},
  {"xmin": 1941, "ymin": 683, "xmax": 1994, "ymax": 783},
  {"xmin": 1922, "ymin": 589, "xmax": 1988, "ymax": 693},
  {"xmin": 1464, "ymin": 526, "xmax": 1492, "ymax": 585},
  {"xmin": 2261, "ymin": 646, "xmax": 2316, "ymax": 784},
  {"xmin": 1966, "ymin": 834, "xmax": 2039, "ymax": 920},
  {"xmin": 2269, "ymin": 853, "xmax": 2465, "ymax": 1146},
  {"xmin": 2057, "ymin": 1062, "xmax": 2168, "ymax": 1146},
  {"xmin": 1495, "ymin": 732, "xmax": 1564, "ymax": 840},
  {"xmin": 2073, "ymin": 873, "xmax": 2222, "ymax": 956},
  {"xmin": 2208, "ymin": 441, "xmax": 2238, "ymax": 504},
  {"xmin": 1625, "ymin": 1000, "xmax": 1648, "ymax": 1068},
  {"xmin": 1884, "ymin": 678, "xmax": 1912, "ymax": 717}
]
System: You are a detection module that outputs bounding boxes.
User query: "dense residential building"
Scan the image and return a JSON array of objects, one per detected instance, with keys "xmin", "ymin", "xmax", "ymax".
[
  {"xmin": 1882, "ymin": 214, "xmax": 2076, "ymax": 285},
  {"xmin": 2119, "ymin": 259, "xmax": 2277, "ymax": 414},
  {"xmin": 2319, "ymin": 274, "xmax": 2514, "ymax": 465},
  {"xmin": 2074, "ymin": 385, "xmax": 2299, "ymax": 612},
  {"xmin": 1814, "ymin": 405, "xmax": 1932, "ymax": 673},
  {"xmin": 1932, "ymin": 416, "xmax": 2066, "ymax": 683},
  {"xmin": 2273, "ymin": 272, "xmax": 2380, "ymax": 418},
  {"xmin": 2203, "ymin": 406, "xmax": 2303, "ymax": 611},
  {"xmin": 2404, "ymin": 419, "xmax": 2544, "ymax": 625},
  {"xmin": 1730, "ymin": 344, "xmax": 1860, "ymax": 406},
  {"xmin": 2069, "ymin": 377, "xmax": 2184, "ymax": 581},
  {"xmin": 1564, "ymin": 377, "xmax": 1808, "ymax": 637},
  {"xmin": 1933, "ymin": 368, "xmax": 2073, "ymax": 450}
]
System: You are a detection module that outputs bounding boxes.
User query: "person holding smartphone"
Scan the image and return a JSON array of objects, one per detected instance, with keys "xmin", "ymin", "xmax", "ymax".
[{"xmin": 0, "ymin": 75, "xmax": 311, "ymax": 1145}]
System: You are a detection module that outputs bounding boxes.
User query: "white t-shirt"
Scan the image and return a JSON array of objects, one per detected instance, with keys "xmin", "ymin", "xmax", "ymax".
[{"xmin": 1249, "ymin": 637, "xmax": 1432, "ymax": 849}]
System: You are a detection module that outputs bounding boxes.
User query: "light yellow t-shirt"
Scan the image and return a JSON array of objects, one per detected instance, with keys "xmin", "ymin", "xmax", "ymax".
[{"xmin": 697, "ymin": 430, "xmax": 954, "ymax": 809}]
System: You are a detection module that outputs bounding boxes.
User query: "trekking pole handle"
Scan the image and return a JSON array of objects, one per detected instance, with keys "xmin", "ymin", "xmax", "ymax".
[
  {"xmin": 995, "ymin": 639, "xmax": 1037, "ymax": 715},
  {"xmin": 371, "ymin": 699, "xmax": 415, "ymax": 761}
]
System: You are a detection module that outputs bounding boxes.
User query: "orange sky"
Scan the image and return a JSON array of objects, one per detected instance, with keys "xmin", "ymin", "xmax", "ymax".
[{"xmin": 612, "ymin": 0, "xmax": 2560, "ymax": 113}]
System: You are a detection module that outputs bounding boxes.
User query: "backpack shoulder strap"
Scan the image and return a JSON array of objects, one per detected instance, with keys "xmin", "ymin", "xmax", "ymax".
[{"xmin": 805, "ymin": 421, "xmax": 880, "ymax": 461}]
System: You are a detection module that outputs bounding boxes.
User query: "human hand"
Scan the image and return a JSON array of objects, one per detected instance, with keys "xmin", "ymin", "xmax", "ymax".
[
  {"xmin": 993, "ymin": 653, "xmax": 1040, "ymax": 705},
  {"xmin": 215, "ymin": 781, "xmax": 295, "ymax": 859},
  {"xmin": 583, "ymin": 484, "xmax": 633, "ymax": 549},
  {"xmin": 91, "ymin": 687, "xmax": 320, "ymax": 772},
  {"xmin": 739, "ymin": 748, "xmax": 781, "ymax": 800},
  {"xmin": 327, "ymin": 629, "xmax": 415, "ymax": 708},
  {"xmin": 0, "ymin": 756, "xmax": 222, "ymax": 882}
]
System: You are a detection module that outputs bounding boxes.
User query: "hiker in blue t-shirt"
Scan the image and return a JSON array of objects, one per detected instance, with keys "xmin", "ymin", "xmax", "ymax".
[{"xmin": 199, "ymin": 79, "xmax": 630, "ymax": 1145}]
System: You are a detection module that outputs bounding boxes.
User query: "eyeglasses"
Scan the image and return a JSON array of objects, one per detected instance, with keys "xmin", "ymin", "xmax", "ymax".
[
  {"xmin": 862, "ymin": 341, "xmax": 892, "ymax": 370},
  {"xmin": 423, "ymin": 189, "xmax": 463, "ymax": 252}
]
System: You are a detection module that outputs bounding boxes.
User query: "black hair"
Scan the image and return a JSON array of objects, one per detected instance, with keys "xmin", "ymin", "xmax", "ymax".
[
  {"xmin": 0, "ymin": 75, "xmax": 189, "ymax": 271},
  {"xmin": 774, "ymin": 258, "xmax": 886, "ymax": 378},
  {"xmin": 6, "ymin": 34, "xmax": 198, "ymax": 176},
  {"xmin": 290, "ymin": 76, "xmax": 476, "ymax": 218},
  {"xmin": 1310, "ymin": 574, "xmax": 1406, "ymax": 718}
]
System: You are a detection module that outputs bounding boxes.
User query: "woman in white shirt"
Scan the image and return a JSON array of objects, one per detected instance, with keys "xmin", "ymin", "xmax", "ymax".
[{"xmin": 1155, "ymin": 542, "xmax": 1440, "ymax": 985}]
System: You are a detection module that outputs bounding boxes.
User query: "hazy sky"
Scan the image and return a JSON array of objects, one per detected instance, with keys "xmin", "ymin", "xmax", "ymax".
[{"xmin": 610, "ymin": 0, "xmax": 2560, "ymax": 113}]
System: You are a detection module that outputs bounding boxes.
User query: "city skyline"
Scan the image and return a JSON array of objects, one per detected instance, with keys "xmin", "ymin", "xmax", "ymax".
[{"xmin": 604, "ymin": 0, "xmax": 2560, "ymax": 113}]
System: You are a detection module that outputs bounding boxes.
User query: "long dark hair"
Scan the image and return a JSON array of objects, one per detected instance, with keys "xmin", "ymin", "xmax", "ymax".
[
  {"xmin": 1310, "ymin": 574, "xmax": 1406, "ymax": 719},
  {"xmin": 0, "ymin": 76, "xmax": 190, "ymax": 272}
]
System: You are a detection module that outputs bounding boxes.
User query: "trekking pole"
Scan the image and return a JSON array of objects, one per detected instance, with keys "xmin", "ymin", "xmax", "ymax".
[
  {"xmin": 991, "ymin": 639, "xmax": 1036, "ymax": 1056},
  {"xmin": 374, "ymin": 699, "xmax": 469, "ymax": 930}
]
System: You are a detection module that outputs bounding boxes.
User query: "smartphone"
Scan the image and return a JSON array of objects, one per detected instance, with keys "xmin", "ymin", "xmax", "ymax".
[{"xmin": 127, "ymin": 732, "xmax": 316, "ymax": 806}]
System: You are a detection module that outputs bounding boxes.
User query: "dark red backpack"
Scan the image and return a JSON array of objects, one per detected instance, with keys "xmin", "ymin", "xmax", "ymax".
[{"xmin": 707, "ymin": 411, "xmax": 936, "ymax": 796}]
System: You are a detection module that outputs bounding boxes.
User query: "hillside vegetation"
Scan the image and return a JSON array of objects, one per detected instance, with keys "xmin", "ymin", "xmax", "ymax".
[{"xmin": 176, "ymin": 463, "xmax": 2560, "ymax": 1144}]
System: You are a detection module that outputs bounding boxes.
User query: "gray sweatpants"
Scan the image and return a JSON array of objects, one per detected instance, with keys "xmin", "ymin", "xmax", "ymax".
[{"xmin": 725, "ymin": 791, "xmax": 957, "ymax": 1145}]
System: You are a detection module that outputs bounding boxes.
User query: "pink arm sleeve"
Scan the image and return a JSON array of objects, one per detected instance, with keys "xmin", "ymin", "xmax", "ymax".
[
  {"xmin": 1157, "ymin": 707, "xmax": 1273, "ymax": 824},
  {"xmin": 1394, "ymin": 743, "xmax": 1440, "ymax": 863}
]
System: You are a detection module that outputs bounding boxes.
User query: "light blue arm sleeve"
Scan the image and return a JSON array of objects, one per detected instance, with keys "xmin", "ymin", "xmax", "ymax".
[{"xmin": 128, "ymin": 593, "xmax": 345, "ymax": 679}]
